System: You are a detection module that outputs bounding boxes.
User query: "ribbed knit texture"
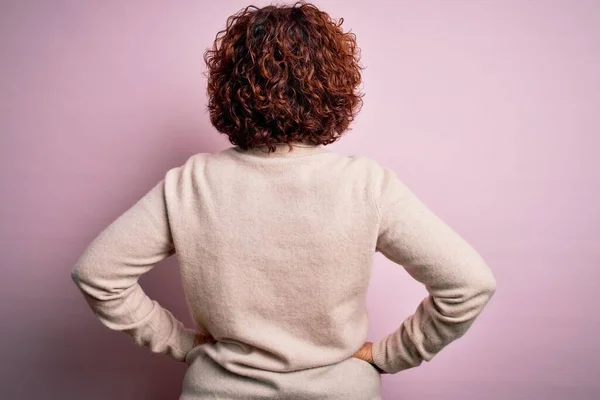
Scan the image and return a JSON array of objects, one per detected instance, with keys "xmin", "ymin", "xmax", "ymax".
[{"xmin": 72, "ymin": 143, "xmax": 496, "ymax": 399}]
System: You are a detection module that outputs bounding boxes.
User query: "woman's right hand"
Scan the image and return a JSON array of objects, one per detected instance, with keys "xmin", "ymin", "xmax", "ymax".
[{"xmin": 193, "ymin": 331, "xmax": 217, "ymax": 347}]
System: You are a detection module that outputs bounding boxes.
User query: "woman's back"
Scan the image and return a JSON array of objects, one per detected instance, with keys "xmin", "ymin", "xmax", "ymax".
[{"xmin": 175, "ymin": 143, "xmax": 384, "ymax": 398}]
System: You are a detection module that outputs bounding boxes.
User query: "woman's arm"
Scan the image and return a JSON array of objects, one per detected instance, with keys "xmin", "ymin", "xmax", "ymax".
[
  {"xmin": 71, "ymin": 177, "xmax": 196, "ymax": 362},
  {"xmin": 370, "ymin": 166, "xmax": 497, "ymax": 374}
]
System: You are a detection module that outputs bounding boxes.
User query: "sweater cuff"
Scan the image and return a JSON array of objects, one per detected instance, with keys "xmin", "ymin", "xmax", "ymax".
[
  {"xmin": 174, "ymin": 326, "xmax": 197, "ymax": 362},
  {"xmin": 371, "ymin": 337, "xmax": 393, "ymax": 374},
  {"xmin": 372, "ymin": 335, "xmax": 420, "ymax": 375}
]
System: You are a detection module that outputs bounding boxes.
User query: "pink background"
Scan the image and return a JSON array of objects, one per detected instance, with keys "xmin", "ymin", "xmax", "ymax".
[{"xmin": 1, "ymin": 1, "xmax": 598, "ymax": 399}]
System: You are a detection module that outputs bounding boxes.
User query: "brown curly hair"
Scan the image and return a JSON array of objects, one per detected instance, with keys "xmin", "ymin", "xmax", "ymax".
[{"xmin": 203, "ymin": 1, "xmax": 364, "ymax": 152}]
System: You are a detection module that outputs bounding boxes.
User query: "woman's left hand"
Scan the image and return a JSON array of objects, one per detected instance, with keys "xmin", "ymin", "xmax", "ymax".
[{"xmin": 352, "ymin": 341, "xmax": 374, "ymax": 363}]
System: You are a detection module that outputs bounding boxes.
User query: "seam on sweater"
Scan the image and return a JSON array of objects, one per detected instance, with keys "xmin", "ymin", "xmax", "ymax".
[
  {"xmin": 376, "ymin": 245, "xmax": 403, "ymax": 267},
  {"xmin": 370, "ymin": 169, "xmax": 383, "ymax": 224}
]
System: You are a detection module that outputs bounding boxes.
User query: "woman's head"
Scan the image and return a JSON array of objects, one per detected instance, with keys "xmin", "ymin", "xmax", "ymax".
[{"xmin": 204, "ymin": 2, "xmax": 364, "ymax": 151}]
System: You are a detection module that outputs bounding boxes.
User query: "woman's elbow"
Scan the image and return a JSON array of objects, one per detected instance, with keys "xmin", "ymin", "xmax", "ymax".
[
  {"xmin": 71, "ymin": 251, "xmax": 102, "ymax": 294},
  {"xmin": 71, "ymin": 263, "xmax": 88, "ymax": 285},
  {"xmin": 466, "ymin": 267, "xmax": 497, "ymax": 312},
  {"xmin": 459, "ymin": 259, "xmax": 497, "ymax": 309},
  {"xmin": 71, "ymin": 260, "xmax": 91, "ymax": 290},
  {"xmin": 466, "ymin": 252, "xmax": 497, "ymax": 300},
  {"xmin": 478, "ymin": 263, "xmax": 497, "ymax": 299},
  {"xmin": 71, "ymin": 262, "xmax": 110, "ymax": 301},
  {"xmin": 484, "ymin": 273, "xmax": 497, "ymax": 298}
]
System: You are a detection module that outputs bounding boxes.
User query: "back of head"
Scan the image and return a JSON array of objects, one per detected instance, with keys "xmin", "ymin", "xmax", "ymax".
[{"xmin": 204, "ymin": 1, "xmax": 364, "ymax": 152}]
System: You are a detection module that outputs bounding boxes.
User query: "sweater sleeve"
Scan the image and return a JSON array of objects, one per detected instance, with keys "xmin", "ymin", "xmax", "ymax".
[
  {"xmin": 370, "ymin": 166, "xmax": 497, "ymax": 374},
  {"xmin": 71, "ymin": 176, "xmax": 196, "ymax": 362}
]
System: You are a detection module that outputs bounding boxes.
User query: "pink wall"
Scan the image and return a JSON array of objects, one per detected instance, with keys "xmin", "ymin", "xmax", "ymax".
[{"xmin": 1, "ymin": 1, "xmax": 598, "ymax": 399}]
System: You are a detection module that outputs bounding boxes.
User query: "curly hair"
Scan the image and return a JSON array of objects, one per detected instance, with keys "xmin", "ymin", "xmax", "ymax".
[{"xmin": 203, "ymin": 1, "xmax": 364, "ymax": 152}]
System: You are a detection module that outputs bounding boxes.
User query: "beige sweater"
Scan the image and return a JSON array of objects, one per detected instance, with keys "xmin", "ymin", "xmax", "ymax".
[{"xmin": 72, "ymin": 143, "xmax": 496, "ymax": 399}]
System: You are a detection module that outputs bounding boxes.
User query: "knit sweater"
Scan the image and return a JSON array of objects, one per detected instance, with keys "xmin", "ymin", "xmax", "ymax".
[{"xmin": 71, "ymin": 143, "xmax": 497, "ymax": 399}]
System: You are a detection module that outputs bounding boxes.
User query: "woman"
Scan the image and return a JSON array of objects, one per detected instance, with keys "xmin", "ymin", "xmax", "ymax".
[{"xmin": 71, "ymin": 2, "xmax": 497, "ymax": 399}]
